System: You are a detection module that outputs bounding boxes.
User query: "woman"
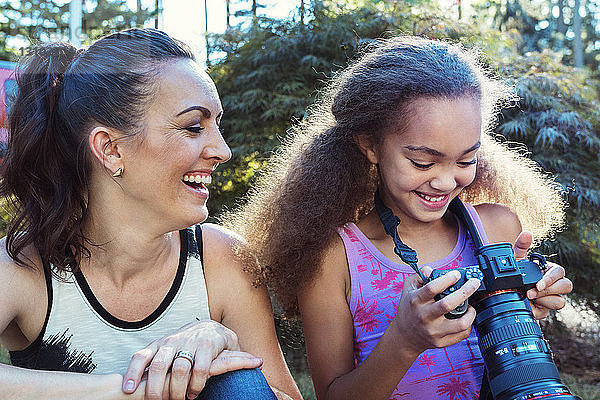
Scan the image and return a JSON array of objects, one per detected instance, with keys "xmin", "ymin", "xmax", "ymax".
[{"xmin": 0, "ymin": 28, "xmax": 301, "ymax": 400}]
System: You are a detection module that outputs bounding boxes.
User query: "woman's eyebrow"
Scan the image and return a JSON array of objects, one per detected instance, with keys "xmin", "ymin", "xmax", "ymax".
[
  {"xmin": 404, "ymin": 141, "xmax": 481, "ymax": 157},
  {"xmin": 176, "ymin": 105, "xmax": 211, "ymax": 118}
]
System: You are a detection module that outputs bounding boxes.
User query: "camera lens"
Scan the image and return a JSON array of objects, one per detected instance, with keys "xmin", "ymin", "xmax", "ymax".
[{"xmin": 473, "ymin": 290, "xmax": 580, "ymax": 400}]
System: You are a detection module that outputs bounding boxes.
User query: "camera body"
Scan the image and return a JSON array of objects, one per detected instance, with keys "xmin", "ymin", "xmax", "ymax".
[{"xmin": 428, "ymin": 242, "xmax": 545, "ymax": 319}]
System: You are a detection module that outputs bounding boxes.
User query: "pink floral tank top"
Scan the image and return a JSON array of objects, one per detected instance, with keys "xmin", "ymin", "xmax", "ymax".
[{"xmin": 338, "ymin": 204, "xmax": 489, "ymax": 400}]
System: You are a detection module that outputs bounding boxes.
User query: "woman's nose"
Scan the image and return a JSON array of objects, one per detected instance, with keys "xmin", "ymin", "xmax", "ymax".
[{"xmin": 205, "ymin": 127, "xmax": 232, "ymax": 163}]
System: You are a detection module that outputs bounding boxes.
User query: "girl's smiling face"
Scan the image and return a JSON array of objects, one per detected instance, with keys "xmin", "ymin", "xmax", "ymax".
[
  {"xmin": 117, "ymin": 58, "xmax": 231, "ymax": 231},
  {"xmin": 365, "ymin": 96, "xmax": 482, "ymax": 227}
]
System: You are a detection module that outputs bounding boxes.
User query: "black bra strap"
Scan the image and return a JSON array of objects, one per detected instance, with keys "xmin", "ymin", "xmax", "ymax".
[{"xmin": 194, "ymin": 224, "xmax": 204, "ymax": 265}]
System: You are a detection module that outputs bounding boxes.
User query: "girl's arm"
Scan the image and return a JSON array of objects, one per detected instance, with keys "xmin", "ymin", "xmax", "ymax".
[
  {"xmin": 202, "ymin": 224, "xmax": 303, "ymax": 400},
  {"xmin": 298, "ymin": 236, "xmax": 480, "ymax": 400},
  {"xmin": 0, "ymin": 364, "xmax": 151, "ymax": 400}
]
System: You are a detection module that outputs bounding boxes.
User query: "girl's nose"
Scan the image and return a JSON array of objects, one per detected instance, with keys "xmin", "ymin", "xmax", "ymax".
[{"xmin": 430, "ymin": 169, "xmax": 457, "ymax": 192}]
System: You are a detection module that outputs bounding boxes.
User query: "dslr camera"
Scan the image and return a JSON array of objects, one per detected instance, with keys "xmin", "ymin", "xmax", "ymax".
[{"xmin": 424, "ymin": 199, "xmax": 581, "ymax": 400}]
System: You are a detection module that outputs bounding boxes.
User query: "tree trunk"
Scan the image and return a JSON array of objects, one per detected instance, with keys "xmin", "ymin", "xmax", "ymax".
[
  {"xmin": 300, "ymin": 0, "xmax": 305, "ymax": 25},
  {"xmin": 205, "ymin": 0, "xmax": 210, "ymax": 66},
  {"xmin": 573, "ymin": 0, "xmax": 584, "ymax": 67},
  {"xmin": 556, "ymin": 0, "xmax": 566, "ymax": 35},
  {"xmin": 252, "ymin": 0, "xmax": 257, "ymax": 26},
  {"xmin": 136, "ymin": 0, "xmax": 143, "ymax": 27},
  {"xmin": 226, "ymin": 0, "xmax": 230, "ymax": 29}
]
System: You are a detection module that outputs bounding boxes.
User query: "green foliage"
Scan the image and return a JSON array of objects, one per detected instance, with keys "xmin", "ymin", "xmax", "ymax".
[
  {"xmin": 494, "ymin": 51, "xmax": 600, "ymax": 312},
  {"xmin": 0, "ymin": 0, "xmax": 152, "ymax": 60},
  {"xmin": 0, "ymin": 344, "xmax": 8, "ymax": 364},
  {"xmin": 207, "ymin": 1, "xmax": 600, "ymax": 313},
  {"xmin": 207, "ymin": 0, "xmax": 469, "ymax": 216}
]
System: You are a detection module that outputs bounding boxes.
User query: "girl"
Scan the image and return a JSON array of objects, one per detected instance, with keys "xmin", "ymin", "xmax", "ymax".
[
  {"xmin": 227, "ymin": 37, "xmax": 573, "ymax": 399},
  {"xmin": 0, "ymin": 29, "xmax": 301, "ymax": 400}
]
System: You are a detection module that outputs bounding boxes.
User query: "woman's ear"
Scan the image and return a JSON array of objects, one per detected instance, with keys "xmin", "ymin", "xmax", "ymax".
[
  {"xmin": 88, "ymin": 127, "xmax": 123, "ymax": 175},
  {"xmin": 354, "ymin": 134, "xmax": 379, "ymax": 164}
]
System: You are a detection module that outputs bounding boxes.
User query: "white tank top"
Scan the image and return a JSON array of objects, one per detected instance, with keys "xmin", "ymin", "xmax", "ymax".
[{"xmin": 10, "ymin": 226, "xmax": 211, "ymax": 375}]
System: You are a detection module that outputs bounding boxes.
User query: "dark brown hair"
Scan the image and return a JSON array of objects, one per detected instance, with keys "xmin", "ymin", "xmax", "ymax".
[
  {"xmin": 1, "ymin": 28, "xmax": 194, "ymax": 272},
  {"xmin": 224, "ymin": 36, "xmax": 565, "ymax": 316}
]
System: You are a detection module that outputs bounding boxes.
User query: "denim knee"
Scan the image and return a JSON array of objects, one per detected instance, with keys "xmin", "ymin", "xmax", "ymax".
[{"xmin": 197, "ymin": 368, "xmax": 277, "ymax": 400}]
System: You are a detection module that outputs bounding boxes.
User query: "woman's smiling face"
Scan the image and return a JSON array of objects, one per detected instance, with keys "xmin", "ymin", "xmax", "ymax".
[
  {"xmin": 372, "ymin": 96, "xmax": 482, "ymax": 226},
  {"xmin": 119, "ymin": 58, "xmax": 231, "ymax": 230}
]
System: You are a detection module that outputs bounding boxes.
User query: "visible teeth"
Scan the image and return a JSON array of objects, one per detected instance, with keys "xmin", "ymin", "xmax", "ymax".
[
  {"xmin": 183, "ymin": 174, "xmax": 212, "ymax": 185},
  {"xmin": 419, "ymin": 193, "xmax": 445, "ymax": 202}
]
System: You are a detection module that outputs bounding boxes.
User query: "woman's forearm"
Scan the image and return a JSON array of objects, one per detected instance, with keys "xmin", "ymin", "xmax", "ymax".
[{"xmin": 0, "ymin": 363, "xmax": 145, "ymax": 399}]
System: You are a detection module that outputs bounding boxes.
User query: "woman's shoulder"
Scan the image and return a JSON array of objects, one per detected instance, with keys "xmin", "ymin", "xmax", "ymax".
[
  {"xmin": 0, "ymin": 237, "xmax": 45, "ymax": 287},
  {"xmin": 199, "ymin": 223, "xmax": 256, "ymax": 286},
  {"xmin": 473, "ymin": 202, "xmax": 522, "ymax": 244},
  {"xmin": 199, "ymin": 223, "xmax": 245, "ymax": 263},
  {"xmin": 0, "ymin": 237, "xmax": 48, "ymax": 346}
]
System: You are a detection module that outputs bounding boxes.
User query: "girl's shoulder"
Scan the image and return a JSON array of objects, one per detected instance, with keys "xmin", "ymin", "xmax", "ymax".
[
  {"xmin": 473, "ymin": 202, "xmax": 522, "ymax": 244},
  {"xmin": 299, "ymin": 231, "xmax": 350, "ymax": 302}
]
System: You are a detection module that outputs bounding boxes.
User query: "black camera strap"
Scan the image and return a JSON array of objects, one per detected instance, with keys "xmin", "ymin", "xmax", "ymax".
[
  {"xmin": 374, "ymin": 191, "xmax": 492, "ymax": 400},
  {"xmin": 374, "ymin": 191, "xmax": 485, "ymax": 275},
  {"xmin": 374, "ymin": 190, "xmax": 428, "ymax": 282}
]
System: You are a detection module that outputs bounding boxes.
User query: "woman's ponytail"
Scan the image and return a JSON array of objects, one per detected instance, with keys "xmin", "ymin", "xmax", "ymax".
[
  {"xmin": 1, "ymin": 29, "xmax": 195, "ymax": 273},
  {"xmin": 1, "ymin": 42, "xmax": 88, "ymax": 270}
]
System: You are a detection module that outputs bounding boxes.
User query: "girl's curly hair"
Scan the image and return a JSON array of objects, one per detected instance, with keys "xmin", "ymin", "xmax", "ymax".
[{"xmin": 224, "ymin": 36, "xmax": 565, "ymax": 316}]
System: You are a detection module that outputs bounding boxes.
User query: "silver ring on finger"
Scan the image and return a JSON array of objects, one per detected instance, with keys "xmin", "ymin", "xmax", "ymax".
[{"xmin": 174, "ymin": 350, "xmax": 195, "ymax": 366}]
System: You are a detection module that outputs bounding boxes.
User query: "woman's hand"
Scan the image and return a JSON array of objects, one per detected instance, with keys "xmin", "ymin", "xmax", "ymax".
[
  {"xmin": 121, "ymin": 319, "xmax": 263, "ymax": 400},
  {"xmin": 391, "ymin": 267, "xmax": 481, "ymax": 356},
  {"xmin": 513, "ymin": 231, "xmax": 573, "ymax": 320}
]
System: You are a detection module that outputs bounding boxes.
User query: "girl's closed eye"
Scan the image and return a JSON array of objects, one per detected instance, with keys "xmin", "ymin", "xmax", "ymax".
[
  {"xmin": 409, "ymin": 159, "xmax": 435, "ymax": 169},
  {"xmin": 458, "ymin": 158, "xmax": 477, "ymax": 167}
]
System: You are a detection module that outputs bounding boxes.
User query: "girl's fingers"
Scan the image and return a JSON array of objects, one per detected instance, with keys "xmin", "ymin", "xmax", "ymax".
[
  {"xmin": 530, "ymin": 295, "xmax": 567, "ymax": 316},
  {"xmin": 122, "ymin": 346, "xmax": 157, "ymax": 393},
  {"xmin": 536, "ymin": 263, "xmax": 567, "ymax": 291},
  {"xmin": 431, "ymin": 278, "xmax": 480, "ymax": 318},
  {"xmin": 513, "ymin": 231, "xmax": 533, "ymax": 260},
  {"xmin": 415, "ymin": 270, "xmax": 461, "ymax": 303}
]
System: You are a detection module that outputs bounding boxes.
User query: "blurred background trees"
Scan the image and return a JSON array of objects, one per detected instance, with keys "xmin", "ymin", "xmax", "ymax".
[
  {"xmin": 205, "ymin": 0, "xmax": 600, "ymax": 317},
  {"xmin": 1, "ymin": 0, "xmax": 599, "ymax": 396}
]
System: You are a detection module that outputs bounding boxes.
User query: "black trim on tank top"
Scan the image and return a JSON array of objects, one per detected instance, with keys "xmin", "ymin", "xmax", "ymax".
[
  {"xmin": 73, "ymin": 229, "xmax": 188, "ymax": 330},
  {"xmin": 9, "ymin": 258, "xmax": 55, "ymax": 363}
]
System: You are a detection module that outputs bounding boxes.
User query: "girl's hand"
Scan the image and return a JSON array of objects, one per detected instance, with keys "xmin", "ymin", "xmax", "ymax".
[
  {"xmin": 391, "ymin": 267, "xmax": 481, "ymax": 356},
  {"xmin": 526, "ymin": 262, "xmax": 573, "ymax": 319},
  {"xmin": 513, "ymin": 231, "xmax": 573, "ymax": 320},
  {"xmin": 121, "ymin": 319, "xmax": 263, "ymax": 400}
]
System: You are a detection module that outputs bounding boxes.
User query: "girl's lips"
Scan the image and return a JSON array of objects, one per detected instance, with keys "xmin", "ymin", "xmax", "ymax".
[{"xmin": 414, "ymin": 191, "xmax": 450, "ymax": 209}]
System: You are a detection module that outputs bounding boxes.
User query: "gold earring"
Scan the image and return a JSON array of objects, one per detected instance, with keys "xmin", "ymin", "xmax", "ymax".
[{"xmin": 112, "ymin": 167, "xmax": 123, "ymax": 178}]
